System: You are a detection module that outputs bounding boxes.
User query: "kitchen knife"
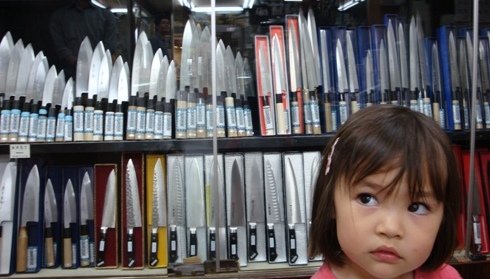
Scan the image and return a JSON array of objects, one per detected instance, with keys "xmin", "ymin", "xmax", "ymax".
[
  {"xmin": 0, "ymin": 163, "xmax": 14, "ymax": 265},
  {"xmin": 168, "ymin": 158, "xmax": 184, "ymax": 263},
  {"xmin": 247, "ymin": 159, "xmax": 265, "ymax": 260},
  {"xmin": 285, "ymin": 157, "xmax": 303, "ymax": 263},
  {"xmin": 365, "ymin": 50, "xmax": 375, "ymax": 106},
  {"xmin": 16, "ymin": 164, "xmax": 40, "ymax": 273},
  {"xmin": 149, "ymin": 48, "xmax": 163, "ymax": 99},
  {"xmin": 307, "ymin": 8, "xmax": 322, "ymax": 89},
  {"xmin": 15, "ymin": 43, "xmax": 34, "ymax": 99},
  {"xmin": 108, "ymin": 56, "xmax": 123, "ymax": 103},
  {"xmin": 132, "ymin": 32, "xmax": 152, "ymax": 96},
  {"xmin": 165, "ymin": 60, "xmax": 177, "ymax": 102},
  {"xmin": 229, "ymin": 160, "xmax": 245, "ymax": 260},
  {"xmin": 97, "ymin": 48, "xmax": 110, "ymax": 100},
  {"xmin": 319, "ymin": 29, "xmax": 334, "ymax": 132},
  {"xmin": 43, "ymin": 178, "xmax": 57, "ymax": 267},
  {"xmin": 80, "ymin": 172, "xmax": 94, "ymax": 267},
  {"xmin": 180, "ymin": 19, "xmax": 194, "ymax": 91},
  {"xmin": 199, "ymin": 26, "xmax": 211, "ymax": 93},
  {"xmin": 379, "ymin": 39, "xmax": 390, "ymax": 105},
  {"xmin": 125, "ymin": 159, "xmax": 142, "ymax": 268},
  {"xmin": 0, "ymin": 32, "xmax": 13, "ymax": 94},
  {"xmin": 25, "ymin": 52, "xmax": 47, "ymax": 103},
  {"xmin": 235, "ymin": 51, "xmax": 247, "ymax": 137},
  {"xmin": 465, "ymin": 32, "xmax": 484, "ymax": 129},
  {"xmin": 61, "ymin": 78, "xmax": 74, "ymax": 110},
  {"xmin": 6, "ymin": 40, "xmax": 23, "ymax": 97},
  {"xmin": 346, "ymin": 31, "xmax": 360, "ymax": 113},
  {"xmin": 53, "ymin": 70, "xmax": 65, "ymax": 108},
  {"xmin": 257, "ymin": 42, "xmax": 275, "ymax": 135},
  {"xmin": 416, "ymin": 13, "xmax": 431, "ymax": 116},
  {"xmin": 156, "ymin": 56, "xmax": 169, "ymax": 102},
  {"xmin": 271, "ymin": 35, "xmax": 289, "ymax": 135},
  {"xmin": 335, "ymin": 39, "xmax": 349, "ymax": 124},
  {"xmin": 448, "ymin": 31, "xmax": 462, "ymax": 130},
  {"xmin": 76, "ymin": 37, "xmax": 93, "ymax": 98},
  {"xmin": 459, "ymin": 38, "xmax": 471, "ymax": 129},
  {"xmin": 62, "ymin": 179, "xmax": 76, "ymax": 268},
  {"xmin": 398, "ymin": 22, "xmax": 409, "ymax": 105},
  {"xmin": 431, "ymin": 42, "xmax": 444, "ymax": 128},
  {"xmin": 206, "ymin": 158, "xmax": 225, "ymax": 260},
  {"xmin": 42, "ymin": 66, "xmax": 57, "ymax": 107},
  {"xmin": 409, "ymin": 17, "xmax": 420, "ymax": 111},
  {"xmin": 149, "ymin": 158, "xmax": 166, "ymax": 266},
  {"xmin": 386, "ymin": 20, "xmax": 401, "ymax": 105},
  {"xmin": 186, "ymin": 157, "xmax": 205, "ymax": 257},
  {"xmin": 96, "ymin": 169, "xmax": 116, "ymax": 267},
  {"xmin": 287, "ymin": 17, "xmax": 304, "ymax": 134},
  {"xmin": 88, "ymin": 41, "xmax": 105, "ymax": 98},
  {"xmin": 264, "ymin": 159, "xmax": 283, "ymax": 261}
]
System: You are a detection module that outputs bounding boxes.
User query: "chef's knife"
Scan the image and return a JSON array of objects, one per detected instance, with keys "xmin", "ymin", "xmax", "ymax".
[
  {"xmin": 43, "ymin": 178, "xmax": 57, "ymax": 267},
  {"xmin": 229, "ymin": 160, "xmax": 245, "ymax": 260},
  {"xmin": 131, "ymin": 32, "xmax": 152, "ymax": 96},
  {"xmin": 0, "ymin": 32, "xmax": 13, "ymax": 94},
  {"xmin": 387, "ymin": 20, "xmax": 401, "ymax": 105},
  {"xmin": 409, "ymin": 17, "xmax": 420, "ymax": 111},
  {"xmin": 247, "ymin": 159, "xmax": 265, "ymax": 260},
  {"xmin": 180, "ymin": 20, "xmax": 194, "ymax": 91},
  {"xmin": 16, "ymin": 164, "xmax": 40, "ymax": 272},
  {"xmin": 199, "ymin": 26, "xmax": 211, "ymax": 93},
  {"xmin": 96, "ymin": 48, "xmax": 110, "ymax": 100},
  {"xmin": 15, "ymin": 43, "xmax": 34, "ymax": 99},
  {"xmin": 379, "ymin": 39, "xmax": 390, "ymax": 105},
  {"xmin": 307, "ymin": 8, "xmax": 322, "ymax": 89},
  {"xmin": 156, "ymin": 56, "xmax": 169, "ymax": 102},
  {"xmin": 285, "ymin": 158, "xmax": 303, "ymax": 263},
  {"xmin": 0, "ymin": 163, "xmax": 14, "ymax": 265},
  {"xmin": 398, "ymin": 22, "xmax": 409, "ymax": 106},
  {"xmin": 206, "ymin": 158, "xmax": 225, "ymax": 260},
  {"xmin": 96, "ymin": 169, "xmax": 116, "ymax": 267},
  {"xmin": 168, "ymin": 159, "xmax": 184, "ymax": 263},
  {"xmin": 149, "ymin": 158, "xmax": 166, "ymax": 266},
  {"xmin": 271, "ymin": 35, "xmax": 289, "ymax": 135},
  {"xmin": 287, "ymin": 17, "xmax": 304, "ymax": 134},
  {"xmin": 76, "ymin": 37, "xmax": 93, "ymax": 98},
  {"xmin": 125, "ymin": 159, "xmax": 142, "ymax": 268},
  {"xmin": 165, "ymin": 61, "xmax": 177, "ymax": 102},
  {"xmin": 448, "ymin": 31, "xmax": 463, "ymax": 129},
  {"xmin": 335, "ymin": 39, "xmax": 349, "ymax": 124},
  {"xmin": 108, "ymin": 56, "xmax": 123, "ymax": 103},
  {"xmin": 186, "ymin": 158, "xmax": 205, "ymax": 257},
  {"xmin": 149, "ymin": 49, "xmax": 163, "ymax": 99},
  {"xmin": 63, "ymin": 179, "xmax": 76, "ymax": 268},
  {"xmin": 6, "ymin": 40, "xmax": 23, "ymax": 97},
  {"xmin": 346, "ymin": 31, "xmax": 360, "ymax": 113},
  {"xmin": 431, "ymin": 42, "xmax": 444, "ymax": 128},
  {"xmin": 416, "ymin": 13, "xmax": 431, "ymax": 116},
  {"xmin": 88, "ymin": 42, "xmax": 105, "ymax": 98},
  {"xmin": 80, "ymin": 172, "xmax": 94, "ymax": 267},
  {"xmin": 459, "ymin": 38, "xmax": 471, "ymax": 129},
  {"xmin": 25, "ymin": 52, "xmax": 46, "ymax": 103},
  {"xmin": 264, "ymin": 159, "xmax": 283, "ymax": 261},
  {"xmin": 365, "ymin": 50, "xmax": 375, "ymax": 106}
]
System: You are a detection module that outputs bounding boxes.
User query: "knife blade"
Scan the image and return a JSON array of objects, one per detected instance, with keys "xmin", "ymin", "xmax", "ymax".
[
  {"xmin": 43, "ymin": 178, "xmax": 57, "ymax": 267},
  {"xmin": 335, "ymin": 39, "xmax": 349, "ymax": 124},
  {"xmin": 216, "ymin": 41, "xmax": 226, "ymax": 95},
  {"xmin": 180, "ymin": 20, "xmax": 194, "ymax": 91},
  {"xmin": 224, "ymin": 45, "xmax": 238, "ymax": 137},
  {"xmin": 271, "ymin": 35, "xmax": 289, "ymax": 135},
  {"xmin": 97, "ymin": 48, "xmax": 110, "ymax": 100},
  {"xmin": 379, "ymin": 39, "xmax": 390, "ymax": 104},
  {"xmin": 398, "ymin": 22, "xmax": 409, "ymax": 100},
  {"xmin": 319, "ymin": 29, "xmax": 335, "ymax": 132},
  {"xmin": 206, "ymin": 157, "xmax": 225, "ymax": 260},
  {"xmin": 168, "ymin": 158, "xmax": 184, "ymax": 263},
  {"xmin": 156, "ymin": 56, "xmax": 169, "ymax": 101},
  {"xmin": 409, "ymin": 17, "xmax": 420, "ymax": 111},
  {"xmin": 149, "ymin": 158, "xmax": 166, "ymax": 266},
  {"xmin": 0, "ymin": 163, "xmax": 13, "ymax": 267},
  {"xmin": 76, "ymin": 37, "xmax": 93, "ymax": 98},
  {"xmin": 448, "ymin": 31, "xmax": 462, "ymax": 130},
  {"xmin": 0, "ymin": 32, "xmax": 13, "ymax": 94},
  {"xmin": 96, "ymin": 169, "xmax": 116, "ymax": 267},
  {"xmin": 459, "ymin": 38, "xmax": 471, "ymax": 129},
  {"xmin": 416, "ymin": 14, "xmax": 432, "ymax": 117},
  {"xmin": 285, "ymin": 157, "xmax": 303, "ymax": 263},
  {"xmin": 42, "ymin": 65, "xmax": 57, "ymax": 107},
  {"xmin": 53, "ymin": 70, "xmax": 65, "ymax": 108},
  {"xmin": 229, "ymin": 159, "xmax": 245, "ymax": 260},
  {"xmin": 387, "ymin": 20, "xmax": 401, "ymax": 105},
  {"xmin": 17, "ymin": 165, "xmax": 40, "ymax": 272},
  {"xmin": 80, "ymin": 172, "xmax": 94, "ymax": 267},
  {"xmin": 226, "ymin": 45, "xmax": 238, "ymax": 96},
  {"xmin": 365, "ymin": 49, "xmax": 375, "ymax": 106},
  {"xmin": 186, "ymin": 157, "xmax": 204, "ymax": 257},
  {"xmin": 346, "ymin": 31, "xmax": 360, "ymax": 113},
  {"xmin": 431, "ymin": 42, "xmax": 444, "ymax": 128},
  {"xmin": 132, "ymin": 32, "xmax": 152, "ymax": 96},
  {"xmin": 264, "ymin": 159, "xmax": 283, "ymax": 261},
  {"xmin": 165, "ymin": 61, "xmax": 177, "ymax": 102},
  {"xmin": 149, "ymin": 49, "xmax": 163, "ymax": 99},
  {"xmin": 257, "ymin": 40, "xmax": 275, "ymax": 135},
  {"xmin": 88, "ymin": 41, "xmax": 105, "ymax": 98},
  {"xmin": 6, "ymin": 40, "xmax": 23, "ymax": 97},
  {"xmin": 247, "ymin": 159, "xmax": 264, "ymax": 260},
  {"xmin": 62, "ymin": 179, "xmax": 76, "ymax": 268},
  {"xmin": 118, "ymin": 58, "xmax": 130, "ymax": 104},
  {"xmin": 61, "ymin": 77, "xmax": 74, "ymax": 110},
  {"xmin": 465, "ymin": 32, "xmax": 484, "ymax": 129},
  {"xmin": 287, "ymin": 17, "xmax": 304, "ymax": 134},
  {"xmin": 307, "ymin": 8, "xmax": 322, "ymax": 89},
  {"xmin": 125, "ymin": 159, "xmax": 141, "ymax": 268},
  {"xmin": 25, "ymin": 52, "xmax": 44, "ymax": 102},
  {"xmin": 15, "ymin": 43, "xmax": 34, "ymax": 99},
  {"xmin": 199, "ymin": 26, "xmax": 211, "ymax": 92}
]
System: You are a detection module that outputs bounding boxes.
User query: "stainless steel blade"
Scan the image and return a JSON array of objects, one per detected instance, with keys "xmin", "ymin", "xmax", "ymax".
[
  {"xmin": 180, "ymin": 19, "xmax": 193, "ymax": 91},
  {"xmin": 186, "ymin": 158, "xmax": 205, "ymax": 228},
  {"xmin": 432, "ymin": 43, "xmax": 442, "ymax": 93},
  {"xmin": 44, "ymin": 178, "xmax": 57, "ymax": 226},
  {"xmin": 459, "ymin": 38, "xmax": 470, "ymax": 91},
  {"xmin": 335, "ymin": 39, "xmax": 349, "ymax": 93},
  {"xmin": 6, "ymin": 40, "xmax": 23, "ymax": 96},
  {"xmin": 379, "ymin": 39, "xmax": 390, "ymax": 93},
  {"xmin": 80, "ymin": 172, "xmax": 93, "ymax": 226},
  {"xmin": 307, "ymin": 8, "xmax": 322, "ymax": 87},
  {"xmin": 285, "ymin": 158, "xmax": 303, "ymax": 224},
  {"xmin": 88, "ymin": 41, "xmax": 105, "ymax": 97},
  {"xmin": 63, "ymin": 179, "xmax": 76, "ymax": 229},
  {"xmin": 131, "ymin": 32, "xmax": 152, "ymax": 96},
  {"xmin": 76, "ymin": 36, "xmax": 93, "ymax": 98},
  {"xmin": 448, "ymin": 31, "xmax": 461, "ymax": 91},
  {"xmin": 126, "ymin": 159, "xmax": 142, "ymax": 229},
  {"xmin": 152, "ymin": 158, "xmax": 166, "ymax": 227},
  {"xmin": 21, "ymin": 165, "xmax": 39, "ymax": 226},
  {"xmin": 216, "ymin": 42, "xmax": 226, "ymax": 93},
  {"xmin": 302, "ymin": 22, "xmax": 318, "ymax": 90},
  {"xmin": 416, "ymin": 13, "xmax": 429, "ymax": 89},
  {"xmin": 298, "ymin": 10, "xmax": 309, "ymax": 91},
  {"xmin": 206, "ymin": 158, "xmax": 225, "ymax": 228},
  {"xmin": 199, "ymin": 26, "xmax": 211, "ymax": 91},
  {"xmin": 169, "ymin": 158, "xmax": 184, "ymax": 226},
  {"xmin": 264, "ymin": 159, "xmax": 283, "ymax": 223},
  {"xmin": 320, "ymin": 29, "xmax": 332, "ymax": 92},
  {"xmin": 235, "ymin": 52, "xmax": 245, "ymax": 98},
  {"xmin": 61, "ymin": 77, "xmax": 74, "ymax": 110},
  {"xmin": 0, "ymin": 32, "xmax": 13, "ymax": 93},
  {"xmin": 346, "ymin": 31, "xmax": 359, "ymax": 92},
  {"xmin": 272, "ymin": 35, "xmax": 287, "ymax": 94},
  {"xmin": 247, "ymin": 159, "xmax": 265, "ymax": 223},
  {"xmin": 100, "ymin": 169, "xmax": 116, "ymax": 229},
  {"xmin": 398, "ymin": 22, "xmax": 409, "ymax": 89},
  {"xmin": 15, "ymin": 43, "xmax": 34, "ymax": 98},
  {"xmin": 258, "ymin": 43, "xmax": 273, "ymax": 97},
  {"xmin": 226, "ymin": 45, "xmax": 237, "ymax": 94},
  {"xmin": 0, "ymin": 163, "xmax": 14, "ymax": 223},
  {"xmin": 149, "ymin": 48, "xmax": 163, "ymax": 98},
  {"xmin": 117, "ymin": 58, "xmax": 129, "ymax": 103},
  {"xmin": 97, "ymin": 49, "xmax": 110, "ymax": 99},
  {"xmin": 365, "ymin": 50, "xmax": 375, "ymax": 92},
  {"xmin": 53, "ymin": 70, "xmax": 65, "ymax": 107},
  {"xmin": 479, "ymin": 40, "xmax": 490, "ymax": 91},
  {"xmin": 409, "ymin": 17, "xmax": 419, "ymax": 91},
  {"xmin": 287, "ymin": 19, "xmax": 302, "ymax": 91},
  {"xmin": 25, "ymin": 52, "xmax": 44, "ymax": 102},
  {"xmin": 156, "ymin": 56, "xmax": 169, "ymax": 101},
  {"xmin": 229, "ymin": 160, "xmax": 245, "ymax": 227},
  {"xmin": 42, "ymin": 65, "xmax": 57, "ymax": 106},
  {"xmin": 165, "ymin": 61, "xmax": 177, "ymax": 101},
  {"xmin": 387, "ymin": 20, "xmax": 400, "ymax": 90}
]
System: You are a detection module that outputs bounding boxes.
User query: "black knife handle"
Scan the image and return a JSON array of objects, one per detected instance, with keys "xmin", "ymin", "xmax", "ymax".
[
  {"xmin": 229, "ymin": 227, "xmax": 238, "ymax": 260},
  {"xmin": 288, "ymin": 225, "xmax": 298, "ymax": 263},
  {"xmin": 189, "ymin": 228, "xmax": 198, "ymax": 257},
  {"xmin": 267, "ymin": 223, "xmax": 277, "ymax": 261},
  {"xmin": 149, "ymin": 228, "xmax": 159, "ymax": 266},
  {"xmin": 96, "ymin": 228, "xmax": 107, "ymax": 267},
  {"xmin": 169, "ymin": 225, "xmax": 178, "ymax": 263},
  {"xmin": 248, "ymin": 223, "xmax": 258, "ymax": 260},
  {"xmin": 209, "ymin": 227, "xmax": 216, "ymax": 260},
  {"xmin": 126, "ymin": 229, "xmax": 135, "ymax": 267}
]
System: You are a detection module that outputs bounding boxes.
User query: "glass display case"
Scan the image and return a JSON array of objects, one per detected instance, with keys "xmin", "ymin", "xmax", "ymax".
[{"xmin": 0, "ymin": 0, "xmax": 488, "ymax": 278}]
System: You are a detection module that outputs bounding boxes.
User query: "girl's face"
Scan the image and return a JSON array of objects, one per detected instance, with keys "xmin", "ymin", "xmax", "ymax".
[{"xmin": 332, "ymin": 167, "xmax": 444, "ymax": 279}]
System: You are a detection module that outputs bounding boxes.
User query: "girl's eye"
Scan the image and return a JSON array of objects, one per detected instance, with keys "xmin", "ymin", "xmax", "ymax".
[
  {"xmin": 357, "ymin": 193, "xmax": 378, "ymax": 206},
  {"xmin": 408, "ymin": 203, "xmax": 430, "ymax": 215}
]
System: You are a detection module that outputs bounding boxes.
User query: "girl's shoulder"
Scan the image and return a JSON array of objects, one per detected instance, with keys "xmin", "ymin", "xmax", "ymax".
[
  {"xmin": 311, "ymin": 263, "xmax": 336, "ymax": 279},
  {"xmin": 415, "ymin": 264, "xmax": 462, "ymax": 279}
]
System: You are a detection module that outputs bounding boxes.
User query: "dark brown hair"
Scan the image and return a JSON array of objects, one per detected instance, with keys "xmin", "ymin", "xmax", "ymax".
[{"xmin": 308, "ymin": 105, "xmax": 461, "ymax": 271}]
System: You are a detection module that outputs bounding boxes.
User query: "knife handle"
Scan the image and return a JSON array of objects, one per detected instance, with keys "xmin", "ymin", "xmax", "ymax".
[
  {"xmin": 288, "ymin": 224, "xmax": 298, "ymax": 263},
  {"xmin": 267, "ymin": 223, "xmax": 277, "ymax": 261},
  {"xmin": 63, "ymin": 227, "xmax": 72, "ymax": 268},
  {"xmin": 96, "ymin": 228, "xmax": 108, "ymax": 267},
  {"xmin": 126, "ymin": 228, "xmax": 136, "ymax": 267},
  {"xmin": 229, "ymin": 227, "xmax": 238, "ymax": 260},
  {"xmin": 208, "ymin": 227, "xmax": 216, "ymax": 260},
  {"xmin": 248, "ymin": 223, "xmax": 258, "ymax": 260},
  {"xmin": 189, "ymin": 227, "xmax": 198, "ymax": 257},
  {"xmin": 16, "ymin": 226, "xmax": 28, "ymax": 272},
  {"xmin": 44, "ymin": 226, "xmax": 55, "ymax": 267},
  {"xmin": 80, "ymin": 225, "xmax": 90, "ymax": 267},
  {"xmin": 149, "ymin": 228, "xmax": 159, "ymax": 266},
  {"xmin": 169, "ymin": 225, "xmax": 178, "ymax": 263}
]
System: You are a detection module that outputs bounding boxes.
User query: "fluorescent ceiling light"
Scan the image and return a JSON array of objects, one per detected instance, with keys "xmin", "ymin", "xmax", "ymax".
[
  {"xmin": 284, "ymin": 0, "xmax": 302, "ymax": 2},
  {"xmin": 338, "ymin": 0, "xmax": 365, "ymax": 11},
  {"xmin": 243, "ymin": 0, "xmax": 255, "ymax": 9},
  {"xmin": 91, "ymin": 0, "xmax": 106, "ymax": 8},
  {"xmin": 111, "ymin": 8, "xmax": 128, "ymax": 13},
  {"xmin": 191, "ymin": 6, "xmax": 244, "ymax": 13}
]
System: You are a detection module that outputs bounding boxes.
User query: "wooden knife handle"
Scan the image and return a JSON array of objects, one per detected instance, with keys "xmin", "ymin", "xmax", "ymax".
[
  {"xmin": 248, "ymin": 223, "xmax": 258, "ymax": 260},
  {"xmin": 16, "ymin": 226, "xmax": 28, "ymax": 272},
  {"xmin": 96, "ymin": 228, "xmax": 107, "ymax": 267},
  {"xmin": 149, "ymin": 228, "xmax": 159, "ymax": 266},
  {"xmin": 267, "ymin": 224, "xmax": 277, "ymax": 262},
  {"xmin": 288, "ymin": 225, "xmax": 298, "ymax": 264},
  {"xmin": 44, "ymin": 227, "xmax": 55, "ymax": 267},
  {"xmin": 63, "ymin": 228, "xmax": 72, "ymax": 268},
  {"xmin": 229, "ymin": 227, "xmax": 238, "ymax": 260}
]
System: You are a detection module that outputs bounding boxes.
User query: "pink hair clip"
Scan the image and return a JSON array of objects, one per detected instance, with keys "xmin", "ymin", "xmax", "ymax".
[{"xmin": 325, "ymin": 137, "xmax": 339, "ymax": 176}]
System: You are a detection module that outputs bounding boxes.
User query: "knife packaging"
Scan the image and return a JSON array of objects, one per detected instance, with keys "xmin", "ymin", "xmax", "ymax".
[
  {"xmin": 94, "ymin": 164, "xmax": 118, "ymax": 269},
  {"xmin": 244, "ymin": 153, "xmax": 266, "ymax": 262},
  {"xmin": 61, "ymin": 166, "xmax": 81, "ymax": 268},
  {"xmin": 263, "ymin": 153, "xmax": 287, "ymax": 263},
  {"xmin": 437, "ymin": 26, "xmax": 458, "ymax": 131},
  {"xmin": 302, "ymin": 151, "xmax": 322, "ymax": 262},
  {"xmin": 166, "ymin": 155, "xmax": 187, "ymax": 264},
  {"xmin": 78, "ymin": 167, "xmax": 95, "ymax": 267},
  {"xmin": 145, "ymin": 155, "xmax": 168, "ymax": 268},
  {"xmin": 185, "ymin": 155, "xmax": 207, "ymax": 260},
  {"xmin": 283, "ymin": 153, "xmax": 307, "ymax": 265},
  {"xmin": 42, "ymin": 166, "xmax": 63, "ymax": 268},
  {"xmin": 204, "ymin": 154, "xmax": 227, "ymax": 260},
  {"xmin": 255, "ymin": 35, "xmax": 276, "ymax": 136},
  {"xmin": 451, "ymin": 146, "xmax": 467, "ymax": 251},
  {"xmin": 270, "ymin": 26, "xmax": 292, "ymax": 136},
  {"xmin": 121, "ymin": 154, "xmax": 145, "ymax": 269},
  {"xmin": 16, "ymin": 160, "xmax": 45, "ymax": 273},
  {"xmin": 224, "ymin": 154, "xmax": 247, "ymax": 266},
  {"xmin": 0, "ymin": 160, "xmax": 17, "ymax": 275}
]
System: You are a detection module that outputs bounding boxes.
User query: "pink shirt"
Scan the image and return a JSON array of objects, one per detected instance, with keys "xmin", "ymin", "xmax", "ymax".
[{"xmin": 311, "ymin": 263, "xmax": 462, "ymax": 279}]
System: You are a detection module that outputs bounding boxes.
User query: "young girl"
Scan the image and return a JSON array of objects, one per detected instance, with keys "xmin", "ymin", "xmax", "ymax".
[{"xmin": 309, "ymin": 105, "xmax": 462, "ymax": 279}]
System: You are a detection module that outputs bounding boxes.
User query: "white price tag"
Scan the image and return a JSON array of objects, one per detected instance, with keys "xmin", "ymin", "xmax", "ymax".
[{"xmin": 9, "ymin": 144, "xmax": 30, "ymax": 159}]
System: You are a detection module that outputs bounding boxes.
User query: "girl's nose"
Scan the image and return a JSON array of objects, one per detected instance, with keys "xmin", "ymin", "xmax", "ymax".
[{"xmin": 375, "ymin": 209, "xmax": 403, "ymax": 239}]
